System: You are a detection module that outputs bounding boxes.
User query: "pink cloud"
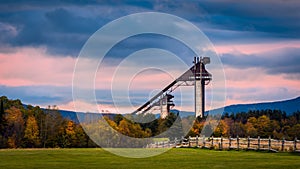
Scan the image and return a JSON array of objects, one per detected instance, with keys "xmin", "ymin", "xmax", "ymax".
[
  {"xmin": 0, "ymin": 47, "xmax": 75, "ymax": 87},
  {"xmin": 224, "ymin": 66, "xmax": 300, "ymax": 104},
  {"xmin": 58, "ymin": 100, "xmax": 118, "ymax": 113},
  {"xmin": 225, "ymin": 67, "xmax": 300, "ymax": 89},
  {"xmin": 1, "ymin": 44, "xmax": 299, "ymax": 112}
]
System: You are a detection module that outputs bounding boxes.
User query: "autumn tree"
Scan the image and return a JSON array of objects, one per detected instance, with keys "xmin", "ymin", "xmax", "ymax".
[
  {"xmin": 202, "ymin": 124, "xmax": 213, "ymax": 137},
  {"xmin": 74, "ymin": 123, "xmax": 88, "ymax": 147},
  {"xmin": 62, "ymin": 121, "xmax": 86, "ymax": 148},
  {"xmin": 24, "ymin": 115, "xmax": 40, "ymax": 147},
  {"xmin": 157, "ymin": 113, "xmax": 177, "ymax": 135},
  {"xmin": 214, "ymin": 120, "xmax": 229, "ymax": 137},
  {"xmin": 187, "ymin": 120, "xmax": 202, "ymax": 137},
  {"xmin": 5, "ymin": 107, "xmax": 24, "ymax": 148},
  {"xmin": 257, "ymin": 115, "xmax": 272, "ymax": 137},
  {"xmin": 230, "ymin": 122, "xmax": 245, "ymax": 137},
  {"xmin": 244, "ymin": 117, "xmax": 258, "ymax": 137},
  {"xmin": 287, "ymin": 124, "xmax": 300, "ymax": 139},
  {"xmin": 43, "ymin": 109, "xmax": 66, "ymax": 147},
  {"xmin": 0, "ymin": 98, "xmax": 7, "ymax": 147}
]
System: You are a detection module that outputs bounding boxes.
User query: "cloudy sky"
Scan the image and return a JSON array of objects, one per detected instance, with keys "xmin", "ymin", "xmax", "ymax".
[{"xmin": 0, "ymin": 0, "xmax": 299, "ymax": 113}]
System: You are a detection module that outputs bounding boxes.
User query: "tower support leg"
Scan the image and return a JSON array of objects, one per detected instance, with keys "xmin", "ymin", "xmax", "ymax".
[
  {"xmin": 161, "ymin": 96, "xmax": 168, "ymax": 119},
  {"xmin": 195, "ymin": 80, "xmax": 205, "ymax": 118}
]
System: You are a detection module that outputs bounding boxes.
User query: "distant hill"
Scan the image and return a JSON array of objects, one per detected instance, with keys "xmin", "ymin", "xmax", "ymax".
[
  {"xmin": 175, "ymin": 96, "xmax": 300, "ymax": 118},
  {"xmin": 58, "ymin": 109, "xmax": 79, "ymax": 122},
  {"xmin": 219, "ymin": 96, "xmax": 300, "ymax": 115},
  {"xmin": 57, "ymin": 96, "xmax": 300, "ymax": 121},
  {"xmin": 58, "ymin": 110, "xmax": 116, "ymax": 123}
]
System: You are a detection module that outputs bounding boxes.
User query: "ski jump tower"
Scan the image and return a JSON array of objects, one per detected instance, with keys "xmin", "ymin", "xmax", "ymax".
[
  {"xmin": 132, "ymin": 57, "xmax": 212, "ymax": 118},
  {"xmin": 193, "ymin": 57, "xmax": 212, "ymax": 117}
]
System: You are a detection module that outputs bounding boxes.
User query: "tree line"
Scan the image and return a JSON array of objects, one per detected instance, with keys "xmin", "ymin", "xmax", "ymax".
[
  {"xmin": 0, "ymin": 96, "xmax": 97, "ymax": 148},
  {"xmin": 189, "ymin": 110, "xmax": 300, "ymax": 140},
  {"xmin": 0, "ymin": 96, "xmax": 299, "ymax": 148}
]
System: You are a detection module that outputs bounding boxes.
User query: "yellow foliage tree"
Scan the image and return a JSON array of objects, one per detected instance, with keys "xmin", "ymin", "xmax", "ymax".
[
  {"xmin": 214, "ymin": 120, "xmax": 229, "ymax": 137},
  {"xmin": 24, "ymin": 115, "xmax": 40, "ymax": 147},
  {"xmin": 66, "ymin": 121, "xmax": 75, "ymax": 136},
  {"xmin": 5, "ymin": 107, "xmax": 24, "ymax": 148},
  {"xmin": 63, "ymin": 121, "xmax": 77, "ymax": 147},
  {"xmin": 257, "ymin": 115, "xmax": 272, "ymax": 137}
]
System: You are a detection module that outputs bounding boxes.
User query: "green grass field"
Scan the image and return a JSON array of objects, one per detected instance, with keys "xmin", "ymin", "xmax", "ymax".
[{"xmin": 0, "ymin": 148, "xmax": 299, "ymax": 169}]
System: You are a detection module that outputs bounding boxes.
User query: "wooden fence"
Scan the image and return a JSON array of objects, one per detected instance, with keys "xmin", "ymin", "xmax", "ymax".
[{"xmin": 147, "ymin": 136, "xmax": 300, "ymax": 152}]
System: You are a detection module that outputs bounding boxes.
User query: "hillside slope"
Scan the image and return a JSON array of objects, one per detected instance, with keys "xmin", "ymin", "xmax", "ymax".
[{"xmin": 221, "ymin": 96, "xmax": 300, "ymax": 115}]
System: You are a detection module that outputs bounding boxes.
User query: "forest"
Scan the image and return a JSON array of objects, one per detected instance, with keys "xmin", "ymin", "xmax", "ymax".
[{"xmin": 0, "ymin": 96, "xmax": 299, "ymax": 148}]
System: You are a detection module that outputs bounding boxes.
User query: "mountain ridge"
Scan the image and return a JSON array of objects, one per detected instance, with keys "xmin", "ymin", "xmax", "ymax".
[
  {"xmin": 57, "ymin": 96, "xmax": 300, "ymax": 121},
  {"xmin": 218, "ymin": 96, "xmax": 300, "ymax": 115}
]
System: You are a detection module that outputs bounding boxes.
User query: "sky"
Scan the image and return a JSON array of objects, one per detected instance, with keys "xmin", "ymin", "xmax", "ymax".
[{"xmin": 0, "ymin": 0, "xmax": 299, "ymax": 113}]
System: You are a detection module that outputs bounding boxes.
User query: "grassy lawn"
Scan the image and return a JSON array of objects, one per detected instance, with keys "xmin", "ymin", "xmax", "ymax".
[{"xmin": 0, "ymin": 148, "xmax": 299, "ymax": 169}]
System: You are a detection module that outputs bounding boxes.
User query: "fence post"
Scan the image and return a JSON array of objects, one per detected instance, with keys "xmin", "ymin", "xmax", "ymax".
[
  {"xmin": 196, "ymin": 135, "xmax": 199, "ymax": 147},
  {"xmin": 247, "ymin": 136, "xmax": 250, "ymax": 149},
  {"xmin": 188, "ymin": 136, "xmax": 191, "ymax": 147},
  {"xmin": 211, "ymin": 136, "xmax": 214, "ymax": 148},
  {"xmin": 268, "ymin": 136, "xmax": 271, "ymax": 151},
  {"xmin": 282, "ymin": 137, "xmax": 285, "ymax": 152},
  {"xmin": 229, "ymin": 136, "xmax": 231, "ymax": 149},
  {"xmin": 220, "ymin": 136, "xmax": 223, "ymax": 150},
  {"xmin": 237, "ymin": 135, "xmax": 240, "ymax": 150},
  {"xmin": 294, "ymin": 137, "xmax": 297, "ymax": 152},
  {"xmin": 258, "ymin": 136, "xmax": 260, "ymax": 150},
  {"xmin": 229, "ymin": 136, "xmax": 232, "ymax": 149}
]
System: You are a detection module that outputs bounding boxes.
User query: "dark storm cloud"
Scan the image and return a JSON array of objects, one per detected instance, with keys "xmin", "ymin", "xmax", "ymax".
[
  {"xmin": 0, "ymin": 1, "xmax": 152, "ymax": 55},
  {"xmin": 0, "ymin": 7, "xmax": 104, "ymax": 55},
  {"xmin": 102, "ymin": 33, "xmax": 195, "ymax": 66},
  {"xmin": 0, "ymin": 0, "xmax": 153, "ymax": 7},
  {"xmin": 45, "ymin": 8, "xmax": 100, "ymax": 34},
  {"xmin": 0, "ymin": 0, "xmax": 96, "ymax": 9},
  {"xmin": 197, "ymin": 0, "xmax": 300, "ymax": 37},
  {"xmin": 221, "ymin": 47, "xmax": 300, "ymax": 75},
  {"xmin": 151, "ymin": 0, "xmax": 300, "ymax": 44},
  {"xmin": 0, "ymin": 0, "xmax": 300, "ymax": 55}
]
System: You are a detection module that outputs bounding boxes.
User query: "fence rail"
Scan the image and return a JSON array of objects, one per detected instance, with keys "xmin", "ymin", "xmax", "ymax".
[{"xmin": 147, "ymin": 136, "xmax": 300, "ymax": 152}]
